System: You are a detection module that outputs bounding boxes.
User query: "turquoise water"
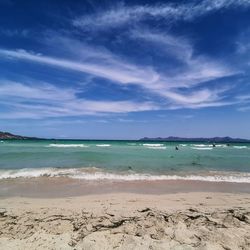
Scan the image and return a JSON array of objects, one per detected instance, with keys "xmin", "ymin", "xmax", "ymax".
[{"xmin": 0, "ymin": 140, "xmax": 250, "ymax": 182}]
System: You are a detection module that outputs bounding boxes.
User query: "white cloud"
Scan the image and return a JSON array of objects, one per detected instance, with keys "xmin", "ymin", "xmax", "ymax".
[
  {"xmin": 0, "ymin": 48, "xmax": 159, "ymax": 85},
  {"xmin": 128, "ymin": 29, "xmax": 236, "ymax": 107},
  {"xmin": 169, "ymin": 100, "xmax": 238, "ymax": 110},
  {"xmin": 0, "ymin": 19, "xmax": 240, "ymax": 114},
  {"xmin": 130, "ymin": 30, "xmax": 193, "ymax": 61},
  {"xmin": 0, "ymin": 81, "xmax": 158, "ymax": 119},
  {"xmin": 130, "ymin": 29, "xmax": 234, "ymax": 89},
  {"xmin": 0, "ymin": 44, "xmax": 234, "ymax": 109},
  {"xmin": 0, "ymin": 80, "xmax": 236, "ymax": 120},
  {"xmin": 0, "ymin": 81, "xmax": 75, "ymax": 101},
  {"xmin": 236, "ymin": 94, "xmax": 250, "ymax": 101},
  {"xmin": 73, "ymin": 0, "xmax": 250, "ymax": 30}
]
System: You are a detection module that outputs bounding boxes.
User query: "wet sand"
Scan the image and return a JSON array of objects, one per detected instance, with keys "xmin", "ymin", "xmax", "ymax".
[{"xmin": 0, "ymin": 177, "xmax": 250, "ymax": 198}]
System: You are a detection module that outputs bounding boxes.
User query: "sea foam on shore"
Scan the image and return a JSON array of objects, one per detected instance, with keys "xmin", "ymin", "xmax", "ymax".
[{"xmin": 1, "ymin": 168, "xmax": 250, "ymax": 183}]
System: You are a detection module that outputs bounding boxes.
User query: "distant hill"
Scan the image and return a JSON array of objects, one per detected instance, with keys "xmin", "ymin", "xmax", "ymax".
[
  {"xmin": 0, "ymin": 131, "xmax": 38, "ymax": 140},
  {"xmin": 1, "ymin": 131, "xmax": 249, "ymax": 142},
  {"xmin": 139, "ymin": 136, "xmax": 250, "ymax": 143}
]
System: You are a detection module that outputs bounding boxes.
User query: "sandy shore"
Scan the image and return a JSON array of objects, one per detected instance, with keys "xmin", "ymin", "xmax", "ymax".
[{"xmin": 0, "ymin": 192, "xmax": 250, "ymax": 249}]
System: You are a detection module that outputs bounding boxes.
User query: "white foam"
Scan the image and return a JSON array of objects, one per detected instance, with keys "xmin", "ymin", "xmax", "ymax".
[
  {"xmin": 142, "ymin": 144, "xmax": 164, "ymax": 147},
  {"xmin": 192, "ymin": 144, "xmax": 212, "ymax": 147},
  {"xmin": 191, "ymin": 147, "xmax": 213, "ymax": 150},
  {"xmin": 0, "ymin": 141, "xmax": 4, "ymax": 143},
  {"xmin": 0, "ymin": 168, "xmax": 77, "ymax": 179},
  {"xmin": 1, "ymin": 168, "xmax": 250, "ymax": 183},
  {"xmin": 215, "ymin": 144, "xmax": 227, "ymax": 148},
  {"xmin": 180, "ymin": 144, "xmax": 187, "ymax": 147},
  {"xmin": 96, "ymin": 144, "xmax": 111, "ymax": 147},
  {"xmin": 47, "ymin": 144, "xmax": 88, "ymax": 148},
  {"xmin": 145, "ymin": 146, "xmax": 167, "ymax": 150},
  {"xmin": 233, "ymin": 146, "xmax": 247, "ymax": 149}
]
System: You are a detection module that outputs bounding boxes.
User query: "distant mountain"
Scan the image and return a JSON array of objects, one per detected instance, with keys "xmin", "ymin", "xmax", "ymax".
[
  {"xmin": 139, "ymin": 136, "xmax": 250, "ymax": 143},
  {"xmin": 0, "ymin": 131, "xmax": 38, "ymax": 140}
]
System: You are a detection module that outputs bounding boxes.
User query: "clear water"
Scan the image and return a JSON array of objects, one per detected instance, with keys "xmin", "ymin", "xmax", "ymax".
[{"xmin": 0, "ymin": 140, "xmax": 250, "ymax": 182}]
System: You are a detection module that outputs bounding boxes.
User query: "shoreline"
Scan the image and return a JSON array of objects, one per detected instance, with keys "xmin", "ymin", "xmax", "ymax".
[{"xmin": 1, "ymin": 177, "xmax": 250, "ymax": 198}]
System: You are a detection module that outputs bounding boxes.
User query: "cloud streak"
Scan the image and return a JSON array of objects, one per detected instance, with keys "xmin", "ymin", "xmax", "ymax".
[
  {"xmin": 0, "ymin": 48, "xmax": 159, "ymax": 85},
  {"xmin": 73, "ymin": 0, "xmax": 250, "ymax": 30},
  {"xmin": 0, "ymin": 43, "xmax": 235, "ymax": 110},
  {"xmin": 0, "ymin": 81, "xmax": 158, "ymax": 119}
]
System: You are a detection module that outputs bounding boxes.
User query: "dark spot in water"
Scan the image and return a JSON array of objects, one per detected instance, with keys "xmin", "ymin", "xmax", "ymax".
[{"xmin": 191, "ymin": 162, "xmax": 202, "ymax": 166}]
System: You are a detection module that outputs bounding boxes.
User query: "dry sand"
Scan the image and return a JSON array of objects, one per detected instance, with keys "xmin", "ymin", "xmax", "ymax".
[{"xmin": 0, "ymin": 192, "xmax": 250, "ymax": 250}]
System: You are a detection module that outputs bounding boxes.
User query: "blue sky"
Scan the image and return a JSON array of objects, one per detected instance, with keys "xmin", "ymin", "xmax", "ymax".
[{"xmin": 0, "ymin": 0, "xmax": 250, "ymax": 139}]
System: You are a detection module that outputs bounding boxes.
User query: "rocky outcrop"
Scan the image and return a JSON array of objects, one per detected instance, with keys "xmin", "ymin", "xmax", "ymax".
[{"xmin": 0, "ymin": 131, "xmax": 38, "ymax": 140}]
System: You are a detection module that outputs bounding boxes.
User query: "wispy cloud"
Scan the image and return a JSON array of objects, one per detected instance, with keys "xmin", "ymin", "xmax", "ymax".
[
  {"xmin": 0, "ymin": 48, "xmax": 159, "ymax": 85},
  {"xmin": 237, "ymin": 106, "xmax": 250, "ymax": 111},
  {"xmin": 130, "ymin": 29, "xmax": 235, "ymax": 88},
  {"xmin": 236, "ymin": 94, "xmax": 250, "ymax": 101},
  {"xmin": 0, "ymin": 40, "xmax": 235, "ymax": 110},
  {"xmin": 0, "ymin": 3, "xmax": 243, "ymax": 115},
  {"xmin": 129, "ymin": 29, "xmax": 193, "ymax": 62},
  {"xmin": 129, "ymin": 29, "xmax": 236, "ymax": 107},
  {"xmin": 0, "ymin": 81, "xmax": 158, "ymax": 119},
  {"xmin": 0, "ymin": 80, "xmax": 75, "ymax": 101},
  {"xmin": 73, "ymin": 0, "xmax": 250, "ymax": 30}
]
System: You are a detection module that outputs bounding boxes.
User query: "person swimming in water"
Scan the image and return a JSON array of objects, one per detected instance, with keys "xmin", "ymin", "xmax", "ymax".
[{"xmin": 175, "ymin": 146, "xmax": 179, "ymax": 150}]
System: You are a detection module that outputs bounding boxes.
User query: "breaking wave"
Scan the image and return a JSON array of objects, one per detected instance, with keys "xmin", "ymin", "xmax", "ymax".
[
  {"xmin": 0, "ymin": 168, "xmax": 250, "ymax": 183},
  {"xmin": 47, "ymin": 144, "xmax": 89, "ymax": 148},
  {"xmin": 233, "ymin": 146, "xmax": 248, "ymax": 149},
  {"xmin": 142, "ymin": 144, "xmax": 164, "ymax": 147},
  {"xmin": 191, "ymin": 147, "xmax": 213, "ymax": 150},
  {"xmin": 142, "ymin": 144, "xmax": 166, "ymax": 149}
]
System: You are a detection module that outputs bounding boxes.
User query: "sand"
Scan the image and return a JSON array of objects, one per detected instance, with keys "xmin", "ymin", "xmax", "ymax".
[{"xmin": 0, "ymin": 192, "xmax": 250, "ymax": 250}]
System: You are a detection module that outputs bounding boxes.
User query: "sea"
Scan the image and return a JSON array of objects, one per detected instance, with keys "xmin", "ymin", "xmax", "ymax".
[{"xmin": 0, "ymin": 139, "xmax": 250, "ymax": 183}]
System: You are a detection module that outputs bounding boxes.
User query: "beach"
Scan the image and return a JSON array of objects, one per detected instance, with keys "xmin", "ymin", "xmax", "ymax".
[
  {"xmin": 0, "ymin": 178, "xmax": 250, "ymax": 249},
  {"xmin": 0, "ymin": 140, "xmax": 250, "ymax": 249},
  {"xmin": 1, "ymin": 0, "xmax": 250, "ymax": 248}
]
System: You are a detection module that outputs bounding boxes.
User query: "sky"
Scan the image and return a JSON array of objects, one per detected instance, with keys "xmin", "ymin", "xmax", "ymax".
[{"xmin": 0, "ymin": 0, "xmax": 250, "ymax": 139}]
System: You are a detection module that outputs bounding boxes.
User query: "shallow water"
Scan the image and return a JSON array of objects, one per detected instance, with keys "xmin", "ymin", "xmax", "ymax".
[{"xmin": 0, "ymin": 140, "xmax": 250, "ymax": 183}]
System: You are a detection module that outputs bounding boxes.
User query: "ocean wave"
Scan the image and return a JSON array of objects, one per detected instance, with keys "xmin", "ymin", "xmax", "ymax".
[
  {"xmin": 142, "ymin": 144, "xmax": 164, "ymax": 147},
  {"xmin": 0, "ymin": 167, "xmax": 99, "ymax": 179},
  {"xmin": 0, "ymin": 168, "xmax": 250, "ymax": 183},
  {"xmin": 192, "ymin": 144, "xmax": 213, "ymax": 147},
  {"xmin": 47, "ymin": 144, "xmax": 88, "ymax": 148},
  {"xmin": 215, "ymin": 144, "xmax": 227, "ymax": 147},
  {"xmin": 191, "ymin": 147, "xmax": 213, "ymax": 150},
  {"xmin": 233, "ymin": 146, "xmax": 248, "ymax": 149},
  {"xmin": 96, "ymin": 144, "xmax": 111, "ymax": 147},
  {"xmin": 145, "ymin": 146, "xmax": 167, "ymax": 150}
]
